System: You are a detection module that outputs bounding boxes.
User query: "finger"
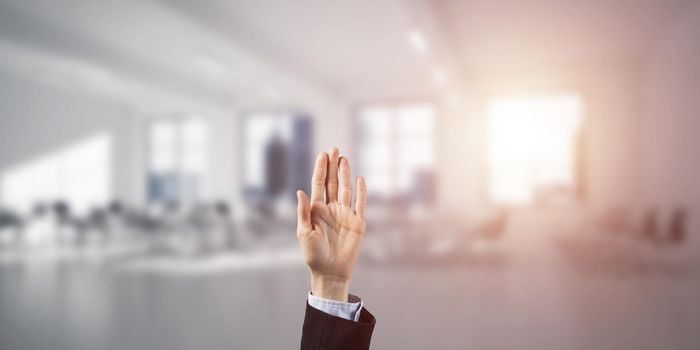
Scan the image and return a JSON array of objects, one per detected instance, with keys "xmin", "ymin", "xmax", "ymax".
[
  {"xmin": 310, "ymin": 152, "xmax": 328, "ymax": 203},
  {"xmin": 296, "ymin": 190, "xmax": 312, "ymax": 231},
  {"xmin": 338, "ymin": 157, "xmax": 352, "ymax": 207},
  {"xmin": 325, "ymin": 147, "xmax": 340, "ymax": 203},
  {"xmin": 355, "ymin": 176, "xmax": 367, "ymax": 218}
]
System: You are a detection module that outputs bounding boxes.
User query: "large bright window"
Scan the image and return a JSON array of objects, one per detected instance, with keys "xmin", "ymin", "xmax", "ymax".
[
  {"xmin": 148, "ymin": 117, "xmax": 209, "ymax": 204},
  {"xmin": 356, "ymin": 103, "xmax": 435, "ymax": 202},
  {"xmin": 487, "ymin": 94, "xmax": 583, "ymax": 205},
  {"xmin": 1, "ymin": 133, "xmax": 112, "ymax": 215}
]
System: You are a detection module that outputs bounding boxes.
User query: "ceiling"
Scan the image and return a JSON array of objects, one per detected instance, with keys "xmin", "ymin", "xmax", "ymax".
[
  {"xmin": 164, "ymin": 0, "xmax": 432, "ymax": 93},
  {"xmin": 0, "ymin": 0, "xmax": 694, "ymax": 109},
  {"xmin": 162, "ymin": 0, "xmax": 695, "ymax": 90},
  {"xmin": 433, "ymin": 0, "xmax": 694, "ymax": 76}
]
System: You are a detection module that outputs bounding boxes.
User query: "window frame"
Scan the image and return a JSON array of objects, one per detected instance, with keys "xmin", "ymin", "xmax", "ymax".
[
  {"xmin": 145, "ymin": 114, "xmax": 211, "ymax": 205},
  {"xmin": 237, "ymin": 107, "xmax": 313, "ymax": 202},
  {"xmin": 352, "ymin": 98, "xmax": 439, "ymax": 206}
]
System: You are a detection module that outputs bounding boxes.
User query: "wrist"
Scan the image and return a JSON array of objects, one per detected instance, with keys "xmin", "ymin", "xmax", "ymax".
[{"xmin": 310, "ymin": 273, "xmax": 350, "ymax": 302}]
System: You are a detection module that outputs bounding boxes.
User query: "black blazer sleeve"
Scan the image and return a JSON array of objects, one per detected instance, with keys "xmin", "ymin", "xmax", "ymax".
[{"xmin": 301, "ymin": 301, "xmax": 376, "ymax": 350}]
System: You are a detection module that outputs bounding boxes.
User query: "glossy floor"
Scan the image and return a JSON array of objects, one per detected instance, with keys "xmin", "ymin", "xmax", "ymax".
[{"xmin": 1, "ymin": 232, "xmax": 699, "ymax": 350}]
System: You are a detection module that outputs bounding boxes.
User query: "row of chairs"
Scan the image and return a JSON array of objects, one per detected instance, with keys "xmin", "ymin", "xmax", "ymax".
[
  {"xmin": 599, "ymin": 206, "xmax": 688, "ymax": 246},
  {"xmin": 558, "ymin": 206, "xmax": 691, "ymax": 274},
  {"xmin": 0, "ymin": 200, "xmax": 240, "ymax": 256}
]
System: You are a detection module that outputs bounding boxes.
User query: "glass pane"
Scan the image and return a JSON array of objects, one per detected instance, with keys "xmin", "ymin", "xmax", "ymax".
[
  {"xmin": 398, "ymin": 103, "xmax": 434, "ymax": 138},
  {"xmin": 398, "ymin": 140, "xmax": 434, "ymax": 168},
  {"xmin": 358, "ymin": 106, "xmax": 391, "ymax": 141},
  {"xmin": 150, "ymin": 120, "xmax": 177, "ymax": 172},
  {"xmin": 245, "ymin": 115, "xmax": 275, "ymax": 188},
  {"xmin": 359, "ymin": 142, "xmax": 392, "ymax": 197},
  {"xmin": 182, "ymin": 118, "xmax": 209, "ymax": 174},
  {"xmin": 150, "ymin": 120, "xmax": 176, "ymax": 150},
  {"xmin": 182, "ymin": 118, "xmax": 208, "ymax": 150},
  {"xmin": 357, "ymin": 103, "xmax": 435, "ymax": 199}
]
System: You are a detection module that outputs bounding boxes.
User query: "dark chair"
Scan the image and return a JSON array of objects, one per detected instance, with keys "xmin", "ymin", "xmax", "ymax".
[
  {"xmin": 52, "ymin": 201, "xmax": 73, "ymax": 224},
  {"xmin": 214, "ymin": 201, "xmax": 231, "ymax": 217},
  {"xmin": 639, "ymin": 207, "xmax": 658, "ymax": 241},
  {"xmin": 0, "ymin": 208, "xmax": 24, "ymax": 242},
  {"xmin": 108, "ymin": 200, "xmax": 124, "ymax": 215},
  {"xmin": 667, "ymin": 207, "xmax": 687, "ymax": 245},
  {"xmin": 478, "ymin": 208, "xmax": 509, "ymax": 241}
]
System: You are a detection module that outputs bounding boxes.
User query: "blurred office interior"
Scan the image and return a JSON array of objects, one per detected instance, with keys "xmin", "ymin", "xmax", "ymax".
[{"xmin": 1, "ymin": 1, "xmax": 700, "ymax": 349}]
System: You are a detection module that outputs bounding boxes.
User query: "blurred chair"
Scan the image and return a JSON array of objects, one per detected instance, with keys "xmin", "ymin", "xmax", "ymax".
[
  {"xmin": 244, "ymin": 199, "xmax": 277, "ymax": 239},
  {"xmin": 645, "ymin": 207, "xmax": 689, "ymax": 273},
  {"xmin": 667, "ymin": 207, "xmax": 687, "ymax": 245},
  {"xmin": 53, "ymin": 201, "xmax": 78, "ymax": 245},
  {"xmin": 476, "ymin": 208, "xmax": 509, "ymax": 241},
  {"xmin": 105, "ymin": 200, "xmax": 130, "ymax": 240},
  {"xmin": 639, "ymin": 207, "xmax": 658, "ymax": 242},
  {"xmin": 78, "ymin": 208, "xmax": 109, "ymax": 245},
  {"xmin": 467, "ymin": 208, "xmax": 509, "ymax": 265},
  {"xmin": 213, "ymin": 201, "xmax": 239, "ymax": 250},
  {"xmin": 598, "ymin": 206, "xmax": 632, "ymax": 234},
  {"xmin": 0, "ymin": 207, "xmax": 24, "ymax": 246},
  {"xmin": 631, "ymin": 207, "xmax": 690, "ymax": 272},
  {"xmin": 600, "ymin": 206, "xmax": 637, "ymax": 268}
]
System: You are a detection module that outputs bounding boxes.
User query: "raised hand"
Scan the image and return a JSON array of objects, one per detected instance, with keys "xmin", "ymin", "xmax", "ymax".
[{"xmin": 296, "ymin": 147, "xmax": 367, "ymax": 302}]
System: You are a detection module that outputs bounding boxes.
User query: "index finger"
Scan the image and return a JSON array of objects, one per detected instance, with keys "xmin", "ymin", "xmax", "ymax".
[{"xmin": 310, "ymin": 152, "xmax": 328, "ymax": 203}]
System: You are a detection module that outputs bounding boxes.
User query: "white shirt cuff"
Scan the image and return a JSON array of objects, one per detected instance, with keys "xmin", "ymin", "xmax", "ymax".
[{"xmin": 307, "ymin": 292, "xmax": 363, "ymax": 322}]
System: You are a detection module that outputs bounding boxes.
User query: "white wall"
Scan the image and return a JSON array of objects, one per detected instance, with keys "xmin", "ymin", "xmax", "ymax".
[
  {"xmin": 643, "ymin": 2, "xmax": 700, "ymax": 246},
  {"xmin": 0, "ymin": 69, "xmax": 137, "ymax": 206}
]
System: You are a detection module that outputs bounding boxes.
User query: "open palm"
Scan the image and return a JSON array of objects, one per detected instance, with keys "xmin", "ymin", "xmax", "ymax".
[{"xmin": 296, "ymin": 148, "xmax": 366, "ymax": 300}]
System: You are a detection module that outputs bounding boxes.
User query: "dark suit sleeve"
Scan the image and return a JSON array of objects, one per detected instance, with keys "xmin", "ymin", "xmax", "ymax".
[{"xmin": 301, "ymin": 301, "xmax": 376, "ymax": 350}]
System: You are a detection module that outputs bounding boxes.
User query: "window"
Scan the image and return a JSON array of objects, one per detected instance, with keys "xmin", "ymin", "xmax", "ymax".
[
  {"xmin": 1, "ymin": 133, "xmax": 112, "ymax": 215},
  {"xmin": 148, "ymin": 116, "xmax": 209, "ymax": 204},
  {"xmin": 356, "ymin": 103, "xmax": 436, "ymax": 203},
  {"xmin": 487, "ymin": 94, "xmax": 583, "ymax": 205},
  {"xmin": 242, "ymin": 112, "xmax": 313, "ymax": 201},
  {"xmin": 244, "ymin": 113, "xmax": 293, "ymax": 190}
]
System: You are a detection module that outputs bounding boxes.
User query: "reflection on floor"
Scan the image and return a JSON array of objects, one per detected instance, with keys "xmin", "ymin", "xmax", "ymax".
[{"xmin": 1, "ymin": 222, "xmax": 699, "ymax": 350}]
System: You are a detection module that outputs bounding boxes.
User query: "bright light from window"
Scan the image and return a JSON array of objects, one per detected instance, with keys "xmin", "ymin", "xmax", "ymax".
[
  {"xmin": 487, "ymin": 95, "xmax": 582, "ymax": 205},
  {"xmin": 1, "ymin": 133, "xmax": 112, "ymax": 214}
]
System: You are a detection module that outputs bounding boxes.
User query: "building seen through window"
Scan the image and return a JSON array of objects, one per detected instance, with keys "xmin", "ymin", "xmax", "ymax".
[{"xmin": 243, "ymin": 111, "xmax": 313, "ymax": 202}]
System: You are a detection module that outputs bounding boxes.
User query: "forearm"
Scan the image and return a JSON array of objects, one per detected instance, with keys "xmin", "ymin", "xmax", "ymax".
[{"xmin": 310, "ymin": 273, "xmax": 350, "ymax": 302}]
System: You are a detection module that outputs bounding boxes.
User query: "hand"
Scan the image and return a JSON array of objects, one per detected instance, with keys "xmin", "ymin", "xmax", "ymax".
[{"xmin": 296, "ymin": 148, "xmax": 367, "ymax": 302}]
